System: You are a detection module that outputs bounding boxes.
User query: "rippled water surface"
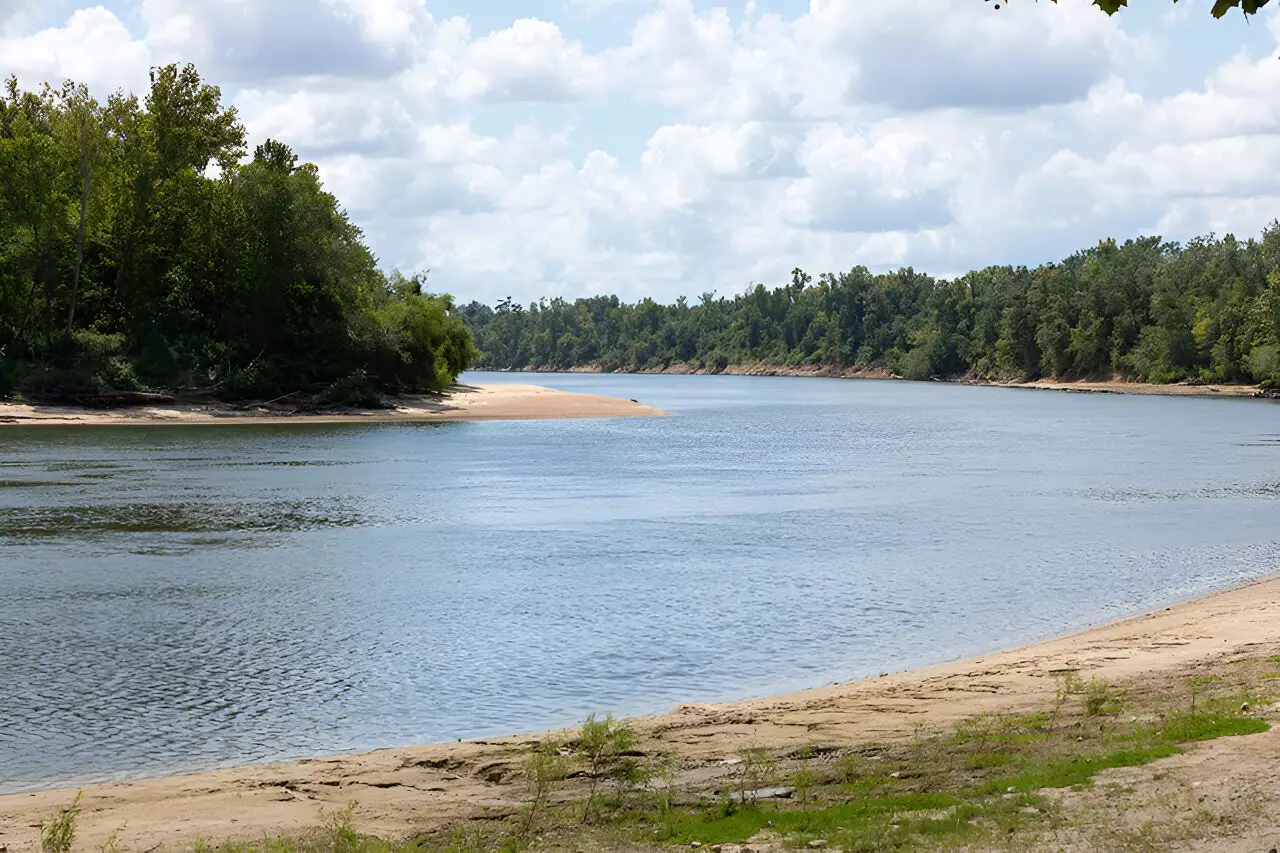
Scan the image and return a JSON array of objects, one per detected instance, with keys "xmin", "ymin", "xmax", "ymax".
[{"xmin": 3, "ymin": 373, "xmax": 1279, "ymax": 792}]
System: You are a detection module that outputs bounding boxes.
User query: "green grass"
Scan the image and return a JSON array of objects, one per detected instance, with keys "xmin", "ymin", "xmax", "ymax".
[
  {"xmin": 63, "ymin": 664, "xmax": 1277, "ymax": 853},
  {"xmin": 978, "ymin": 745, "xmax": 1182, "ymax": 794},
  {"xmin": 1158, "ymin": 713, "xmax": 1268, "ymax": 742},
  {"xmin": 662, "ymin": 793, "xmax": 962, "ymax": 845}
]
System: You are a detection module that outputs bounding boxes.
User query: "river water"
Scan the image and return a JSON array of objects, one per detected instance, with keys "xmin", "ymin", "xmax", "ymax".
[{"xmin": 1, "ymin": 373, "xmax": 1278, "ymax": 793}]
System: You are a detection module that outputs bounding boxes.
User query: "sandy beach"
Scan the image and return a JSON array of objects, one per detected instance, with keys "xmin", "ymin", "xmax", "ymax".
[
  {"xmin": 0, "ymin": 384, "xmax": 668, "ymax": 427},
  {"xmin": 4, "ymin": 576, "xmax": 1280, "ymax": 851},
  {"xmin": 525, "ymin": 364, "xmax": 1273, "ymax": 399}
]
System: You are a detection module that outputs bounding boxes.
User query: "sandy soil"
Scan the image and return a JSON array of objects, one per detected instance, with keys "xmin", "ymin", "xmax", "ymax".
[
  {"xmin": 0, "ymin": 384, "xmax": 668, "ymax": 427},
  {"xmin": 985, "ymin": 378, "xmax": 1265, "ymax": 398},
  {"xmin": 4, "ymin": 578, "xmax": 1280, "ymax": 851},
  {"xmin": 520, "ymin": 364, "xmax": 1272, "ymax": 399}
]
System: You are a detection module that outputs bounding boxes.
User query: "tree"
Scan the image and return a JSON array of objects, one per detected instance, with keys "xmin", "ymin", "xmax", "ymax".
[
  {"xmin": 463, "ymin": 221, "xmax": 1280, "ymax": 388},
  {"xmin": 52, "ymin": 82, "xmax": 105, "ymax": 335},
  {"xmin": 0, "ymin": 66, "xmax": 476, "ymax": 404},
  {"xmin": 994, "ymin": 0, "xmax": 1272, "ymax": 18}
]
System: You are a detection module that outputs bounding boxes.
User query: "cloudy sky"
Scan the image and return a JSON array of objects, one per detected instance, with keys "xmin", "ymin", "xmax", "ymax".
[{"xmin": 2, "ymin": 1, "xmax": 1278, "ymax": 306}]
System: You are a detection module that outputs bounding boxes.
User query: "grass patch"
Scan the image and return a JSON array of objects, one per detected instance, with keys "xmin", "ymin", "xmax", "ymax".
[
  {"xmin": 1159, "ymin": 713, "xmax": 1269, "ymax": 743},
  {"xmin": 78, "ymin": 659, "xmax": 1278, "ymax": 853},
  {"xmin": 663, "ymin": 793, "xmax": 961, "ymax": 845},
  {"xmin": 979, "ymin": 745, "xmax": 1182, "ymax": 794}
]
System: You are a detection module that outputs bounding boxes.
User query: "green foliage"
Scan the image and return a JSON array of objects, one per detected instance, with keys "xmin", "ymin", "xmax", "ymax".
[
  {"xmin": 0, "ymin": 66, "xmax": 474, "ymax": 404},
  {"xmin": 1159, "ymin": 712, "xmax": 1269, "ymax": 742},
  {"xmin": 576, "ymin": 712, "xmax": 636, "ymax": 822},
  {"xmin": 1083, "ymin": 677, "xmax": 1114, "ymax": 716},
  {"xmin": 521, "ymin": 740, "xmax": 567, "ymax": 837},
  {"xmin": 1005, "ymin": 0, "xmax": 1272, "ymax": 18},
  {"xmin": 40, "ymin": 791, "xmax": 82, "ymax": 853},
  {"xmin": 667, "ymin": 792, "xmax": 961, "ymax": 846},
  {"xmin": 980, "ymin": 746, "xmax": 1182, "ymax": 794},
  {"xmin": 465, "ymin": 228, "xmax": 1280, "ymax": 388},
  {"xmin": 731, "ymin": 747, "xmax": 778, "ymax": 807}
]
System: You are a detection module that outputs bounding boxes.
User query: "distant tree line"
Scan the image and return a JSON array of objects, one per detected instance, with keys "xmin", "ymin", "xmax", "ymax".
[
  {"xmin": 462, "ymin": 228, "xmax": 1280, "ymax": 387},
  {"xmin": 0, "ymin": 65, "xmax": 475, "ymax": 405}
]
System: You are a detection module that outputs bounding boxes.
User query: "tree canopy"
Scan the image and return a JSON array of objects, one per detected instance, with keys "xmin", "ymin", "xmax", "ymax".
[
  {"xmin": 997, "ymin": 0, "xmax": 1272, "ymax": 17},
  {"xmin": 462, "ymin": 225, "xmax": 1280, "ymax": 389},
  {"xmin": 0, "ymin": 65, "xmax": 476, "ymax": 405}
]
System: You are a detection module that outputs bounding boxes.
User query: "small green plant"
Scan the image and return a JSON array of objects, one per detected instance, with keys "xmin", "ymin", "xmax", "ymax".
[
  {"xmin": 577, "ymin": 713, "xmax": 635, "ymax": 823},
  {"xmin": 441, "ymin": 825, "xmax": 491, "ymax": 853},
  {"xmin": 790, "ymin": 766, "xmax": 816, "ymax": 808},
  {"xmin": 41, "ymin": 791, "xmax": 83, "ymax": 853},
  {"xmin": 320, "ymin": 803, "xmax": 362, "ymax": 852},
  {"xmin": 1084, "ymin": 677, "xmax": 1113, "ymax": 716},
  {"xmin": 101, "ymin": 823, "xmax": 128, "ymax": 853},
  {"xmin": 521, "ymin": 740, "xmax": 567, "ymax": 836},
  {"xmin": 829, "ymin": 752, "xmax": 863, "ymax": 784},
  {"xmin": 733, "ymin": 747, "xmax": 777, "ymax": 807},
  {"xmin": 1058, "ymin": 670, "xmax": 1085, "ymax": 695},
  {"xmin": 651, "ymin": 755, "xmax": 682, "ymax": 815}
]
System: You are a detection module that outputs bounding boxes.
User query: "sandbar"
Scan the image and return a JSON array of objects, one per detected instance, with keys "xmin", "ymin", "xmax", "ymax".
[{"xmin": 0, "ymin": 384, "xmax": 669, "ymax": 427}]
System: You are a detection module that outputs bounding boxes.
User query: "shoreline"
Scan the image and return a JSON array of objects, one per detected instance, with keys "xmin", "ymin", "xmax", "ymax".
[
  {"xmin": 490, "ymin": 363, "xmax": 1274, "ymax": 400},
  {"xmin": 4, "ymin": 573, "xmax": 1279, "ymax": 851},
  {"xmin": 0, "ymin": 383, "xmax": 669, "ymax": 427}
]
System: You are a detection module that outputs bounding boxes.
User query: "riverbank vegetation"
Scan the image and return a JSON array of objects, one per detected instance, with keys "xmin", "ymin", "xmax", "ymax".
[
  {"xmin": 0, "ymin": 66, "xmax": 475, "ymax": 407},
  {"xmin": 462, "ymin": 227, "xmax": 1280, "ymax": 389},
  {"xmin": 47, "ymin": 652, "xmax": 1278, "ymax": 853}
]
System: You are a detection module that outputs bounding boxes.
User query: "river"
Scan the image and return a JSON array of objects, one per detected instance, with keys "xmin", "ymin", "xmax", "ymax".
[{"xmin": 1, "ymin": 372, "xmax": 1278, "ymax": 793}]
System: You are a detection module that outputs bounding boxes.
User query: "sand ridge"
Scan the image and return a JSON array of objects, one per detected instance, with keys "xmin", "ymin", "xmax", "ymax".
[
  {"xmin": 2, "ymin": 577, "xmax": 1279, "ymax": 851},
  {"xmin": 0, "ymin": 384, "xmax": 669, "ymax": 427}
]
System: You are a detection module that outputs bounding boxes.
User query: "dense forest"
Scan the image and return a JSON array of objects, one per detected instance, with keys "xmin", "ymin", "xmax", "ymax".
[
  {"xmin": 462, "ymin": 228, "xmax": 1280, "ymax": 387},
  {"xmin": 0, "ymin": 65, "xmax": 475, "ymax": 405}
]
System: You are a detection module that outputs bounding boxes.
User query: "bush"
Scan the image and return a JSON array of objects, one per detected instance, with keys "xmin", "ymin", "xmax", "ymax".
[
  {"xmin": 1083, "ymin": 677, "xmax": 1113, "ymax": 716},
  {"xmin": 222, "ymin": 358, "xmax": 281, "ymax": 400},
  {"xmin": 40, "ymin": 791, "xmax": 81, "ymax": 853},
  {"xmin": 319, "ymin": 371, "xmax": 387, "ymax": 409},
  {"xmin": 1248, "ymin": 344, "xmax": 1280, "ymax": 387},
  {"xmin": 0, "ymin": 357, "xmax": 17, "ymax": 399}
]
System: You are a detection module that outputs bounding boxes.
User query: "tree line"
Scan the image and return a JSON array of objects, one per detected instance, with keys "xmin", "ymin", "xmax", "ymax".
[
  {"xmin": 461, "ymin": 227, "xmax": 1280, "ymax": 387},
  {"xmin": 0, "ymin": 65, "xmax": 475, "ymax": 405}
]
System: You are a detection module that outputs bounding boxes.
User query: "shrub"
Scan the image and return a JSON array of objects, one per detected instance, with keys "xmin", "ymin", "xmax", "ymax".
[
  {"xmin": 522, "ymin": 741, "xmax": 566, "ymax": 836},
  {"xmin": 40, "ymin": 791, "xmax": 82, "ymax": 853},
  {"xmin": 1084, "ymin": 677, "xmax": 1113, "ymax": 716},
  {"xmin": 577, "ymin": 713, "xmax": 635, "ymax": 823},
  {"xmin": 319, "ymin": 371, "xmax": 387, "ymax": 409}
]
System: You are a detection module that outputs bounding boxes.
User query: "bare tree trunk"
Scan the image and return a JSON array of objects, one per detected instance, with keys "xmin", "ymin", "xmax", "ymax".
[
  {"xmin": 66, "ymin": 119, "xmax": 91, "ymax": 336},
  {"xmin": 18, "ymin": 220, "xmax": 41, "ymax": 339}
]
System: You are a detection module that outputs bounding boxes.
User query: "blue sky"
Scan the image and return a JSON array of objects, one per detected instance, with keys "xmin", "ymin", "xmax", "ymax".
[{"xmin": 3, "ymin": 0, "xmax": 1279, "ymax": 306}]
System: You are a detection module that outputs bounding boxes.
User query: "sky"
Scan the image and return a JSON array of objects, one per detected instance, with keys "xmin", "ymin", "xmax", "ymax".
[{"xmin": 2, "ymin": 0, "xmax": 1279, "ymax": 307}]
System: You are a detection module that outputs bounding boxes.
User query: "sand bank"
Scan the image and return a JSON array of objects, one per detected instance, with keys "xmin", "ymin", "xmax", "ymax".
[
  {"xmin": 983, "ymin": 377, "xmax": 1265, "ymax": 398},
  {"xmin": 3, "ymin": 577, "xmax": 1279, "ymax": 851},
  {"xmin": 0, "ymin": 384, "xmax": 668, "ymax": 427},
  {"xmin": 513, "ymin": 364, "xmax": 1273, "ymax": 399}
]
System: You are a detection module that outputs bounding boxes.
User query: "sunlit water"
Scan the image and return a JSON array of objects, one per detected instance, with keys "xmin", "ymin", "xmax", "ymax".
[{"xmin": 2, "ymin": 373, "xmax": 1279, "ymax": 793}]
